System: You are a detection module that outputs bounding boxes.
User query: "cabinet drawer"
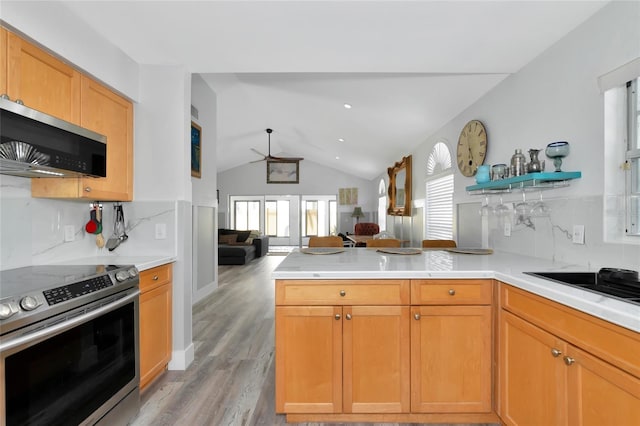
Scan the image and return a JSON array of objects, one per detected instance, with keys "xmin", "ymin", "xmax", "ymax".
[
  {"xmin": 276, "ymin": 280, "xmax": 410, "ymax": 305},
  {"xmin": 140, "ymin": 264, "xmax": 172, "ymax": 293},
  {"xmin": 411, "ymin": 280, "xmax": 492, "ymax": 305},
  {"xmin": 500, "ymin": 283, "xmax": 640, "ymax": 379}
]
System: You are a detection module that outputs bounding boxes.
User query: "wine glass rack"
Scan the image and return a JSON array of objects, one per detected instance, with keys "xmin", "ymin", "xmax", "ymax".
[{"xmin": 465, "ymin": 171, "xmax": 582, "ymax": 195}]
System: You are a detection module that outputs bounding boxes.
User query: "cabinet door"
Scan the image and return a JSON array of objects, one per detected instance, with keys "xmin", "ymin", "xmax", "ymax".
[
  {"xmin": 275, "ymin": 306, "xmax": 342, "ymax": 414},
  {"xmin": 140, "ymin": 281, "xmax": 172, "ymax": 390},
  {"xmin": 6, "ymin": 32, "xmax": 80, "ymax": 123},
  {"xmin": 567, "ymin": 345, "xmax": 640, "ymax": 426},
  {"xmin": 1, "ymin": 28, "xmax": 7, "ymax": 95},
  {"xmin": 411, "ymin": 305, "xmax": 492, "ymax": 413},
  {"xmin": 499, "ymin": 311, "xmax": 568, "ymax": 426},
  {"xmin": 343, "ymin": 305, "xmax": 410, "ymax": 413}
]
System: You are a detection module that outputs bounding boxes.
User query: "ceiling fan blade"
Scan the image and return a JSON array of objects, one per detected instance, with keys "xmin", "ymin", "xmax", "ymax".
[
  {"xmin": 251, "ymin": 148, "xmax": 266, "ymax": 157},
  {"xmin": 249, "ymin": 158, "xmax": 266, "ymax": 163},
  {"xmin": 270, "ymin": 155, "xmax": 304, "ymax": 161}
]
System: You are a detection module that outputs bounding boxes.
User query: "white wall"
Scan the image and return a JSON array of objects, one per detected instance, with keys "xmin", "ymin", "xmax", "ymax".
[
  {"xmin": 403, "ymin": 1, "xmax": 640, "ymax": 269},
  {"xmin": 217, "ymin": 159, "xmax": 377, "ymax": 234}
]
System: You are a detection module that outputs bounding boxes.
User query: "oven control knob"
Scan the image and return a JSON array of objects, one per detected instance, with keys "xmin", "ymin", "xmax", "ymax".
[
  {"xmin": 115, "ymin": 270, "xmax": 130, "ymax": 282},
  {"xmin": 127, "ymin": 267, "xmax": 139, "ymax": 278},
  {"xmin": 20, "ymin": 296, "xmax": 40, "ymax": 311},
  {"xmin": 0, "ymin": 303, "xmax": 16, "ymax": 319}
]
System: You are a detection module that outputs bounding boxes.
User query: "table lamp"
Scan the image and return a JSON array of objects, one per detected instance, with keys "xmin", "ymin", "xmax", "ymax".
[{"xmin": 351, "ymin": 206, "xmax": 364, "ymax": 223}]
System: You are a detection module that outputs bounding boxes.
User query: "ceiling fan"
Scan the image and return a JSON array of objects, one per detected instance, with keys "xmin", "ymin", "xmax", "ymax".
[{"xmin": 250, "ymin": 128, "xmax": 304, "ymax": 163}]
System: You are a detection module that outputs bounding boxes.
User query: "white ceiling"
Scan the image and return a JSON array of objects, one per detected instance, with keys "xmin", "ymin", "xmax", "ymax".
[{"xmin": 58, "ymin": 0, "xmax": 608, "ymax": 180}]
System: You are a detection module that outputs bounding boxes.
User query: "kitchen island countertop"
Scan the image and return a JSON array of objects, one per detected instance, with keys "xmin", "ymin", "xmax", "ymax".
[{"xmin": 273, "ymin": 248, "xmax": 640, "ymax": 333}]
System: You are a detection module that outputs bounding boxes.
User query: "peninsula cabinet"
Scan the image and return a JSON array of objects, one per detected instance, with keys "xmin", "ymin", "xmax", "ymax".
[
  {"xmin": 499, "ymin": 283, "xmax": 640, "ymax": 426},
  {"xmin": 139, "ymin": 264, "xmax": 173, "ymax": 390},
  {"xmin": 411, "ymin": 279, "xmax": 493, "ymax": 414},
  {"xmin": 31, "ymin": 76, "xmax": 134, "ymax": 200},
  {"xmin": 2, "ymin": 29, "xmax": 81, "ymax": 124}
]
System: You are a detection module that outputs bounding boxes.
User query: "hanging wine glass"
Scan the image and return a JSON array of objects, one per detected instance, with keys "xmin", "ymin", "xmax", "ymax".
[{"xmin": 479, "ymin": 194, "xmax": 495, "ymax": 216}]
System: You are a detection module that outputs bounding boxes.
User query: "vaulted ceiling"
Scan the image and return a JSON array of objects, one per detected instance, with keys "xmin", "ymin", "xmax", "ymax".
[{"xmin": 58, "ymin": 0, "xmax": 608, "ymax": 180}]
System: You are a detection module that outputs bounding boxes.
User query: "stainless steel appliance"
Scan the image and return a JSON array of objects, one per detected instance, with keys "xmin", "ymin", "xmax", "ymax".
[
  {"xmin": 525, "ymin": 268, "xmax": 640, "ymax": 305},
  {"xmin": 0, "ymin": 97, "xmax": 107, "ymax": 178},
  {"xmin": 0, "ymin": 264, "xmax": 140, "ymax": 426}
]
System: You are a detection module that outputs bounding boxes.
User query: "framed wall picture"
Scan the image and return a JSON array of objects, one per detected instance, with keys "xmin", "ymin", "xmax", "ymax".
[
  {"xmin": 191, "ymin": 121, "xmax": 202, "ymax": 178},
  {"xmin": 267, "ymin": 159, "xmax": 299, "ymax": 184}
]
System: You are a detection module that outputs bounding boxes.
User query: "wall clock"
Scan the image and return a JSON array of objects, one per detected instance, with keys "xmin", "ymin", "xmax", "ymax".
[{"xmin": 456, "ymin": 120, "xmax": 487, "ymax": 177}]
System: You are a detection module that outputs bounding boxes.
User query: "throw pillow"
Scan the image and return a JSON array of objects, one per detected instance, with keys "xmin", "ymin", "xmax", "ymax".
[
  {"xmin": 244, "ymin": 237, "xmax": 253, "ymax": 245},
  {"xmin": 218, "ymin": 234, "xmax": 238, "ymax": 244},
  {"xmin": 235, "ymin": 230, "xmax": 251, "ymax": 243}
]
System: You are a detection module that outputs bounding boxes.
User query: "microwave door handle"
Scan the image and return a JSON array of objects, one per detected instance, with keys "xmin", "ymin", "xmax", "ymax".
[{"xmin": 0, "ymin": 289, "xmax": 139, "ymax": 354}]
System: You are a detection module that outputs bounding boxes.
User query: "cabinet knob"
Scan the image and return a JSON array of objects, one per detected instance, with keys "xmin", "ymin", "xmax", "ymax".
[
  {"xmin": 448, "ymin": 289, "xmax": 456, "ymax": 296},
  {"xmin": 339, "ymin": 290, "xmax": 346, "ymax": 297},
  {"xmin": 551, "ymin": 348, "xmax": 562, "ymax": 357},
  {"xmin": 335, "ymin": 314, "xmax": 341, "ymax": 320},
  {"xmin": 0, "ymin": 94, "xmax": 9, "ymax": 100},
  {"xmin": 15, "ymin": 99, "xmax": 24, "ymax": 105},
  {"xmin": 414, "ymin": 313, "xmax": 421, "ymax": 320},
  {"xmin": 345, "ymin": 313, "xmax": 352, "ymax": 320},
  {"xmin": 153, "ymin": 275, "xmax": 159, "ymax": 281},
  {"xmin": 563, "ymin": 356, "xmax": 575, "ymax": 366},
  {"xmin": 84, "ymin": 187, "xmax": 92, "ymax": 192}
]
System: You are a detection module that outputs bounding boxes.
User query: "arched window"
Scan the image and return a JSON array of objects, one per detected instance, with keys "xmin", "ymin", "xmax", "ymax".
[
  {"xmin": 425, "ymin": 142, "xmax": 454, "ymax": 239},
  {"xmin": 378, "ymin": 178, "xmax": 387, "ymax": 232}
]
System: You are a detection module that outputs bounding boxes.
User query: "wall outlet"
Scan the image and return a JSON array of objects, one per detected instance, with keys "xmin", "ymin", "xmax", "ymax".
[
  {"xmin": 572, "ymin": 225, "xmax": 585, "ymax": 244},
  {"xmin": 504, "ymin": 221, "xmax": 511, "ymax": 237},
  {"xmin": 64, "ymin": 225, "xmax": 75, "ymax": 242},
  {"xmin": 155, "ymin": 223, "xmax": 167, "ymax": 240}
]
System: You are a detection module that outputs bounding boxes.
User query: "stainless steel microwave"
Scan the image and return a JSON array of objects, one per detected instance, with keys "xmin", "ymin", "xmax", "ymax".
[{"xmin": 0, "ymin": 97, "xmax": 107, "ymax": 178}]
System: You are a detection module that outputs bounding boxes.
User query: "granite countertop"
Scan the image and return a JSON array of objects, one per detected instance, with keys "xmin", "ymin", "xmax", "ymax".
[
  {"xmin": 50, "ymin": 255, "xmax": 176, "ymax": 271},
  {"xmin": 272, "ymin": 248, "xmax": 640, "ymax": 333}
]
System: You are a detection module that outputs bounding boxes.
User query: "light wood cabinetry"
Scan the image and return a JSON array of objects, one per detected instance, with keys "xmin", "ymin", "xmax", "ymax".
[
  {"xmin": 3, "ymin": 30, "xmax": 81, "ymax": 124},
  {"xmin": 499, "ymin": 283, "xmax": 640, "ymax": 426},
  {"xmin": 139, "ymin": 264, "xmax": 173, "ymax": 390},
  {"xmin": 411, "ymin": 280, "xmax": 493, "ymax": 413},
  {"xmin": 31, "ymin": 76, "xmax": 134, "ymax": 200},
  {"xmin": 275, "ymin": 280, "xmax": 411, "ymax": 416},
  {"xmin": 1, "ymin": 28, "xmax": 134, "ymax": 201}
]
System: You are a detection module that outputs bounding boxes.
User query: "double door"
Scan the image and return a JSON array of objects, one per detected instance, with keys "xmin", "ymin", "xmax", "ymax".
[{"xmin": 275, "ymin": 305, "xmax": 410, "ymax": 414}]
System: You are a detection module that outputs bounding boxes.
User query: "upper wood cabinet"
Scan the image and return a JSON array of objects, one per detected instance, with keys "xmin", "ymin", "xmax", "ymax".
[
  {"xmin": 1, "ymin": 28, "xmax": 7, "ymax": 96},
  {"xmin": 31, "ymin": 76, "xmax": 134, "ymax": 200},
  {"xmin": 4, "ymin": 30, "xmax": 81, "ymax": 124}
]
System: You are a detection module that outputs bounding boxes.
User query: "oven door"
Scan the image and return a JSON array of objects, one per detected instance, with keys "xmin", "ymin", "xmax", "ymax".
[{"xmin": 0, "ymin": 289, "xmax": 140, "ymax": 426}]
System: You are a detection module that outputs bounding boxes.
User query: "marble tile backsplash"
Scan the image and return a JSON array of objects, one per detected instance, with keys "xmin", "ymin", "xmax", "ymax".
[
  {"xmin": 486, "ymin": 195, "xmax": 640, "ymax": 271},
  {"xmin": 1, "ymin": 175, "xmax": 176, "ymax": 270}
]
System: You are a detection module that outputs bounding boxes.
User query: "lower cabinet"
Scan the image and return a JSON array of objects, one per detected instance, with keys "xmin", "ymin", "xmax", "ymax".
[
  {"xmin": 499, "ymin": 284, "xmax": 640, "ymax": 426},
  {"xmin": 139, "ymin": 264, "xmax": 173, "ymax": 390}
]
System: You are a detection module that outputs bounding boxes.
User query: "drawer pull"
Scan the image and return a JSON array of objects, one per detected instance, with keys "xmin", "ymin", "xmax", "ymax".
[
  {"xmin": 153, "ymin": 275, "xmax": 159, "ymax": 281},
  {"xmin": 345, "ymin": 314, "xmax": 352, "ymax": 320},
  {"xmin": 84, "ymin": 187, "xmax": 91, "ymax": 192},
  {"xmin": 339, "ymin": 290, "xmax": 346, "ymax": 297},
  {"xmin": 551, "ymin": 348, "xmax": 562, "ymax": 357},
  {"xmin": 414, "ymin": 313, "xmax": 421, "ymax": 320},
  {"xmin": 448, "ymin": 289, "xmax": 456, "ymax": 296},
  {"xmin": 335, "ymin": 314, "xmax": 341, "ymax": 320},
  {"xmin": 563, "ymin": 356, "xmax": 575, "ymax": 366}
]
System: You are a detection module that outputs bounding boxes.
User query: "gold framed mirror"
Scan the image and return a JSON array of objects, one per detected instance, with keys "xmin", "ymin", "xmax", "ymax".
[{"xmin": 387, "ymin": 155, "xmax": 412, "ymax": 216}]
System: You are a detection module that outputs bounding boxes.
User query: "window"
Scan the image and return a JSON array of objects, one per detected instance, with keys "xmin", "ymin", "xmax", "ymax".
[
  {"xmin": 425, "ymin": 142, "xmax": 454, "ymax": 240},
  {"xmin": 329, "ymin": 200, "xmax": 337, "ymax": 235},
  {"xmin": 234, "ymin": 200, "xmax": 260, "ymax": 230},
  {"xmin": 301, "ymin": 196, "xmax": 337, "ymax": 237},
  {"xmin": 378, "ymin": 179, "xmax": 387, "ymax": 232},
  {"xmin": 627, "ymin": 78, "xmax": 640, "ymax": 235},
  {"xmin": 265, "ymin": 200, "xmax": 290, "ymax": 237},
  {"xmin": 304, "ymin": 200, "xmax": 318, "ymax": 236}
]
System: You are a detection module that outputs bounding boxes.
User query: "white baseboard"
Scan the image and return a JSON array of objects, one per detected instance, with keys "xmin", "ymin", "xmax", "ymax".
[{"xmin": 168, "ymin": 342, "xmax": 195, "ymax": 370}]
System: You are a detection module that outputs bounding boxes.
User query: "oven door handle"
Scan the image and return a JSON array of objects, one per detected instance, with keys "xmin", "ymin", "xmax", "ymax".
[{"xmin": 0, "ymin": 289, "xmax": 140, "ymax": 353}]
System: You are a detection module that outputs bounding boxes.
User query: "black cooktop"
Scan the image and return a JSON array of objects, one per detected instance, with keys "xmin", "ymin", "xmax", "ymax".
[{"xmin": 525, "ymin": 268, "xmax": 640, "ymax": 305}]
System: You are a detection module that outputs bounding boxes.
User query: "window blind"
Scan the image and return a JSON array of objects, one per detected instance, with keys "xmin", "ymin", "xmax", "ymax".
[{"xmin": 426, "ymin": 174, "xmax": 454, "ymax": 239}]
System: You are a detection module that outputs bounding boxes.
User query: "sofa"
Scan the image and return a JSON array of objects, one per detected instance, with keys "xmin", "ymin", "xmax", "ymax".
[{"xmin": 218, "ymin": 229, "xmax": 269, "ymax": 265}]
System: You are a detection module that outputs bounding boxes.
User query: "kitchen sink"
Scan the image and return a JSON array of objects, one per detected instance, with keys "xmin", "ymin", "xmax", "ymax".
[{"xmin": 525, "ymin": 268, "xmax": 640, "ymax": 305}]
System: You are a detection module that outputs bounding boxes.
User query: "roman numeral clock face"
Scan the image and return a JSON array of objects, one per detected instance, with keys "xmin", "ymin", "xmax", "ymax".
[{"xmin": 456, "ymin": 120, "xmax": 487, "ymax": 177}]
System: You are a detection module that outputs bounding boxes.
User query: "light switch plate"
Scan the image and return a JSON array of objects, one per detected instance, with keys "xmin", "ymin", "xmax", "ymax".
[
  {"xmin": 64, "ymin": 225, "xmax": 75, "ymax": 242},
  {"xmin": 572, "ymin": 225, "xmax": 585, "ymax": 244},
  {"xmin": 155, "ymin": 223, "xmax": 167, "ymax": 240}
]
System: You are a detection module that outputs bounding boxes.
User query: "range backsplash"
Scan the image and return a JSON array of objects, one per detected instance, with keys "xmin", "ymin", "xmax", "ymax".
[{"xmin": 0, "ymin": 175, "xmax": 176, "ymax": 270}]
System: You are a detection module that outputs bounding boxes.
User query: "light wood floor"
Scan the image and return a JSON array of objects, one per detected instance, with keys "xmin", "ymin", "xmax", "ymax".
[{"xmin": 131, "ymin": 254, "xmax": 496, "ymax": 426}]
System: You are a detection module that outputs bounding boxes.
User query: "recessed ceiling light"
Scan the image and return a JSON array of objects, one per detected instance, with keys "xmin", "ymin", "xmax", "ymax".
[
  {"xmin": 335, "ymin": 156, "xmax": 340, "ymax": 160},
  {"xmin": 343, "ymin": 103, "xmax": 352, "ymax": 109},
  {"xmin": 338, "ymin": 138, "xmax": 345, "ymax": 142}
]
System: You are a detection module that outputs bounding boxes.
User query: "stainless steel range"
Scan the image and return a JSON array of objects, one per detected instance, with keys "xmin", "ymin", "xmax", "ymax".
[{"xmin": 0, "ymin": 264, "xmax": 140, "ymax": 426}]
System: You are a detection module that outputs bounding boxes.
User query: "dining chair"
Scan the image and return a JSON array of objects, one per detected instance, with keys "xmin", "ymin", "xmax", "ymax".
[
  {"xmin": 308, "ymin": 236, "xmax": 344, "ymax": 247},
  {"xmin": 422, "ymin": 239, "xmax": 457, "ymax": 248},
  {"xmin": 366, "ymin": 238, "xmax": 401, "ymax": 248}
]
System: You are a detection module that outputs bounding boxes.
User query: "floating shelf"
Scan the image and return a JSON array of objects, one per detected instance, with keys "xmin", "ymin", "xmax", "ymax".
[{"xmin": 466, "ymin": 171, "xmax": 582, "ymax": 194}]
